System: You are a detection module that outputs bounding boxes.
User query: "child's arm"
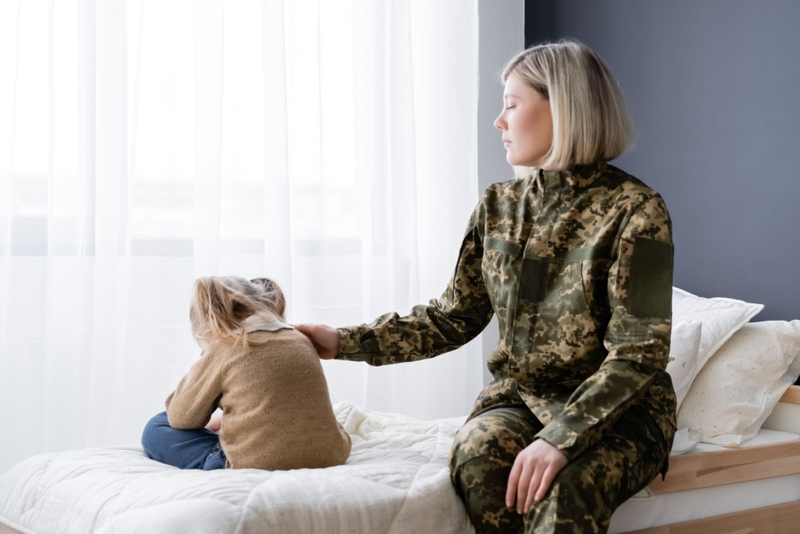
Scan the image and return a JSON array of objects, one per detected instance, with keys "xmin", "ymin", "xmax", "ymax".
[{"xmin": 165, "ymin": 345, "xmax": 223, "ymax": 429}]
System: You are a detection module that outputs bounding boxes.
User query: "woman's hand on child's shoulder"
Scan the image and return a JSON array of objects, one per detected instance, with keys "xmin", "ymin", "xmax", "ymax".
[{"xmin": 294, "ymin": 324, "xmax": 340, "ymax": 360}]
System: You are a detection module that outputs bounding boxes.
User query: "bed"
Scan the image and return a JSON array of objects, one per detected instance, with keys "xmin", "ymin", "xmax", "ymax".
[
  {"xmin": 0, "ymin": 402, "xmax": 473, "ymax": 534},
  {"xmin": 2, "ymin": 290, "xmax": 800, "ymax": 533},
  {"xmin": 1, "ymin": 388, "xmax": 799, "ymax": 534}
]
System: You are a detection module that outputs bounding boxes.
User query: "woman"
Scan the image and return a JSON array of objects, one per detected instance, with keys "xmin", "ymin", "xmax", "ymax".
[{"xmin": 297, "ymin": 40, "xmax": 676, "ymax": 534}]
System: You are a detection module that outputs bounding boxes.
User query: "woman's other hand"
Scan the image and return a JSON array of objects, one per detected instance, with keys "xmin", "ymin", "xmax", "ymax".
[
  {"xmin": 294, "ymin": 323, "xmax": 340, "ymax": 360},
  {"xmin": 505, "ymin": 438, "xmax": 568, "ymax": 514}
]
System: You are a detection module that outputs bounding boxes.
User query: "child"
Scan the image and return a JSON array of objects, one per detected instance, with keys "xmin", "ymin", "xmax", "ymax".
[{"xmin": 141, "ymin": 276, "xmax": 351, "ymax": 471}]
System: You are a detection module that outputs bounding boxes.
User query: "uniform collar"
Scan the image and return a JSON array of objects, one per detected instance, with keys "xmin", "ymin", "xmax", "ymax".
[{"xmin": 535, "ymin": 161, "xmax": 607, "ymax": 192}]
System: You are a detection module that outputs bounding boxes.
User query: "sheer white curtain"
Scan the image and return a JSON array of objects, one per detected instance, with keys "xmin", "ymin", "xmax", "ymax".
[{"xmin": 0, "ymin": 0, "xmax": 482, "ymax": 475}]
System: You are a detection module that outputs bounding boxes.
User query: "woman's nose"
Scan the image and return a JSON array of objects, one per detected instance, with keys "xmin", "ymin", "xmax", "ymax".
[{"xmin": 494, "ymin": 114, "xmax": 505, "ymax": 130}]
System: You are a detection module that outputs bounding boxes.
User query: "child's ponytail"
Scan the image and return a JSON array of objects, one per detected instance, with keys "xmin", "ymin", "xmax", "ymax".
[{"xmin": 249, "ymin": 277, "xmax": 286, "ymax": 320}]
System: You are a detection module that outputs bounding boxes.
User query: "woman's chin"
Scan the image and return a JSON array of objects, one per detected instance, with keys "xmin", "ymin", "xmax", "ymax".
[{"xmin": 507, "ymin": 154, "xmax": 536, "ymax": 167}]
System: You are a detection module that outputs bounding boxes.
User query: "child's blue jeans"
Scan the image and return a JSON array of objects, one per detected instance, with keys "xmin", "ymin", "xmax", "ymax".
[{"xmin": 141, "ymin": 412, "xmax": 227, "ymax": 470}]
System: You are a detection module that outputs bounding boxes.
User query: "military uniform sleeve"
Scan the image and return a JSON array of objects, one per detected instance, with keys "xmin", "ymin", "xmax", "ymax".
[
  {"xmin": 535, "ymin": 193, "xmax": 674, "ymax": 461},
  {"xmin": 337, "ymin": 198, "xmax": 495, "ymax": 366},
  {"xmin": 165, "ymin": 345, "xmax": 224, "ymax": 429}
]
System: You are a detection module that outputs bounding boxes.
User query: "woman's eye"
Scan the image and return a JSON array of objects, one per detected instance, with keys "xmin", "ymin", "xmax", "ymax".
[{"xmin": 506, "ymin": 105, "xmax": 515, "ymax": 110}]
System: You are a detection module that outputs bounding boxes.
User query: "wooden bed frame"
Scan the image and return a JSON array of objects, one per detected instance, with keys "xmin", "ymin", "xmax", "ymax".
[{"xmin": 3, "ymin": 386, "xmax": 800, "ymax": 534}]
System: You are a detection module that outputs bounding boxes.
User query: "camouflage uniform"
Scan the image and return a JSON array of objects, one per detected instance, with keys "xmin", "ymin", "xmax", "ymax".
[{"xmin": 338, "ymin": 161, "xmax": 677, "ymax": 533}]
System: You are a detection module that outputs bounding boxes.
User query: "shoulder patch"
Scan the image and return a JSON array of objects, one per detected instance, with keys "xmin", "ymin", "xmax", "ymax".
[{"xmin": 628, "ymin": 237, "xmax": 673, "ymax": 318}]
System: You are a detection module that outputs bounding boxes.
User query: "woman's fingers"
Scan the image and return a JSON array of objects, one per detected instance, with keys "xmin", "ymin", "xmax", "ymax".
[
  {"xmin": 535, "ymin": 464, "xmax": 559, "ymax": 504},
  {"xmin": 505, "ymin": 456, "xmax": 522, "ymax": 508},
  {"xmin": 514, "ymin": 461, "xmax": 534, "ymax": 514},
  {"xmin": 294, "ymin": 323, "xmax": 340, "ymax": 359},
  {"xmin": 507, "ymin": 451, "xmax": 537, "ymax": 514},
  {"xmin": 293, "ymin": 323, "xmax": 314, "ymax": 336},
  {"xmin": 523, "ymin": 462, "xmax": 545, "ymax": 513},
  {"xmin": 506, "ymin": 439, "xmax": 569, "ymax": 515}
]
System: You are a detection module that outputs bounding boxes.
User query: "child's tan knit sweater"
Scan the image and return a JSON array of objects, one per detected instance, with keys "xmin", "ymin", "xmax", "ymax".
[{"xmin": 166, "ymin": 328, "xmax": 351, "ymax": 470}]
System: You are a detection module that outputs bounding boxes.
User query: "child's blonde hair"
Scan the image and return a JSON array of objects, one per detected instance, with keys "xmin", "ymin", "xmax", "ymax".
[{"xmin": 190, "ymin": 276, "xmax": 286, "ymax": 350}]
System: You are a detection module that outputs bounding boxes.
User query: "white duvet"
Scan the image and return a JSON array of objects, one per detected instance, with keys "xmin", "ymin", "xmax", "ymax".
[{"xmin": 0, "ymin": 402, "xmax": 475, "ymax": 534}]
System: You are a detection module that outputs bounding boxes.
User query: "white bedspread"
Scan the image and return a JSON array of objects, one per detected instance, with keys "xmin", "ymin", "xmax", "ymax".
[{"xmin": 0, "ymin": 402, "xmax": 475, "ymax": 534}]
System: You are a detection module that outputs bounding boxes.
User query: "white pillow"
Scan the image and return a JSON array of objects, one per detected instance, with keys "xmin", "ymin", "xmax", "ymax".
[
  {"xmin": 677, "ymin": 320, "xmax": 800, "ymax": 447},
  {"xmin": 670, "ymin": 426, "xmax": 702, "ymax": 455},
  {"xmin": 672, "ymin": 287, "xmax": 764, "ymax": 380},
  {"xmin": 666, "ymin": 320, "xmax": 702, "ymax": 410}
]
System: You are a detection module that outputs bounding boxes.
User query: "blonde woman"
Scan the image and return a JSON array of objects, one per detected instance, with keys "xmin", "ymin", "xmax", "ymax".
[
  {"xmin": 298, "ymin": 40, "xmax": 675, "ymax": 533},
  {"xmin": 141, "ymin": 276, "xmax": 351, "ymax": 471}
]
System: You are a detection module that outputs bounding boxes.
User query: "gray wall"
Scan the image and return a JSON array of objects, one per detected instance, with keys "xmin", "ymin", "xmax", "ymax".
[{"xmin": 534, "ymin": 0, "xmax": 800, "ymax": 320}]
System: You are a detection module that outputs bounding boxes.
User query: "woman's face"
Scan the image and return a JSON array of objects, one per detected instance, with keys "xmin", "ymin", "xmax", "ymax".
[{"xmin": 494, "ymin": 72, "xmax": 553, "ymax": 168}]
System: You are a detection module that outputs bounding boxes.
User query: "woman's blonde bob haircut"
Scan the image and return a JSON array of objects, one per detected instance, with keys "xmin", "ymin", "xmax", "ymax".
[{"xmin": 502, "ymin": 40, "xmax": 634, "ymax": 172}]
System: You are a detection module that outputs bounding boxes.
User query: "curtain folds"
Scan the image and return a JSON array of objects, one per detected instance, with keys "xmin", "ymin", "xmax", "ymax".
[{"xmin": 0, "ymin": 0, "xmax": 481, "ymax": 476}]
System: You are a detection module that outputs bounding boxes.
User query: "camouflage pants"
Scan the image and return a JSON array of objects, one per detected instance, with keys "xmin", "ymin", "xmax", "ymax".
[{"xmin": 449, "ymin": 404, "xmax": 668, "ymax": 534}]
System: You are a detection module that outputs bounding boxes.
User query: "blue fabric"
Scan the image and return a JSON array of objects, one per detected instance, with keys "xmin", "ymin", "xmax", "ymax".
[{"xmin": 141, "ymin": 411, "xmax": 226, "ymax": 470}]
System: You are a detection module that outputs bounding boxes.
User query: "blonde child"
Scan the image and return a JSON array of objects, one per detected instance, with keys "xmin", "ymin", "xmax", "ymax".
[{"xmin": 141, "ymin": 276, "xmax": 351, "ymax": 471}]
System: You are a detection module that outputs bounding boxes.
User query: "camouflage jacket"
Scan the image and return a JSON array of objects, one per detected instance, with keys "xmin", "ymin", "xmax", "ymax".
[{"xmin": 338, "ymin": 161, "xmax": 677, "ymax": 463}]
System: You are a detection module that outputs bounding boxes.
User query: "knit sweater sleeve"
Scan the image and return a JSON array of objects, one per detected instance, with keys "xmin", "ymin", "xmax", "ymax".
[{"xmin": 165, "ymin": 345, "xmax": 224, "ymax": 429}]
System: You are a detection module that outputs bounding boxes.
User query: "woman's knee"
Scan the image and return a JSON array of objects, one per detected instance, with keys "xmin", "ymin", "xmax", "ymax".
[
  {"xmin": 449, "ymin": 407, "xmax": 540, "ymax": 496},
  {"xmin": 450, "ymin": 411, "xmax": 529, "ymax": 473},
  {"xmin": 449, "ymin": 408, "xmax": 539, "ymax": 534}
]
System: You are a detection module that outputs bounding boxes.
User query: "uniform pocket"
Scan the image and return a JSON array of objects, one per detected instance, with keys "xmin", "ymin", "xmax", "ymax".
[
  {"xmin": 538, "ymin": 261, "xmax": 589, "ymax": 318},
  {"xmin": 482, "ymin": 236, "xmax": 523, "ymax": 323},
  {"xmin": 518, "ymin": 256, "xmax": 548, "ymax": 302},
  {"xmin": 538, "ymin": 246, "xmax": 611, "ymax": 321}
]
